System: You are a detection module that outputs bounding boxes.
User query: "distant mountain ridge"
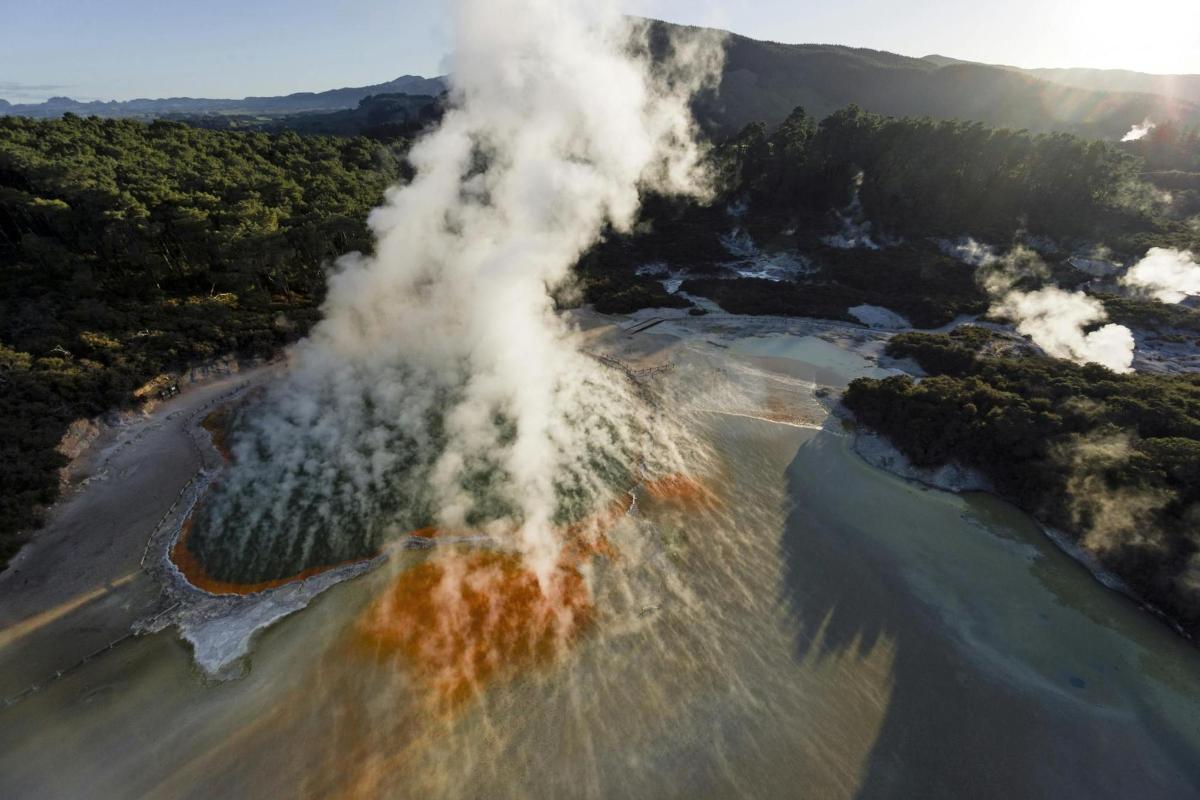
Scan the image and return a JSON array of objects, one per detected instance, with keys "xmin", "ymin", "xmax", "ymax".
[
  {"xmin": 673, "ymin": 23, "xmax": 1200, "ymax": 139},
  {"xmin": 922, "ymin": 54, "xmax": 1200, "ymax": 107},
  {"xmin": 1015, "ymin": 68, "xmax": 1200, "ymax": 108},
  {"xmin": 0, "ymin": 75, "xmax": 447, "ymax": 119},
  {"xmin": 173, "ymin": 92, "xmax": 444, "ymax": 140},
  {"xmin": 6, "ymin": 21, "xmax": 1200, "ymax": 141}
]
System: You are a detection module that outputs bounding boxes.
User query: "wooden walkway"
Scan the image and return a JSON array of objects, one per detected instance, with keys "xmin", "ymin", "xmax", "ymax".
[
  {"xmin": 587, "ymin": 352, "xmax": 673, "ymax": 381},
  {"xmin": 622, "ymin": 317, "xmax": 667, "ymax": 335}
]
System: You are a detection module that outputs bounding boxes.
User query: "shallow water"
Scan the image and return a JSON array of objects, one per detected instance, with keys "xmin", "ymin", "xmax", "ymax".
[{"xmin": 3, "ymin": 331, "xmax": 1199, "ymax": 799}]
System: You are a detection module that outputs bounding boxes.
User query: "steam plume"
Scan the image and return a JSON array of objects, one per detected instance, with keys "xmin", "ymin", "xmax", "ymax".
[
  {"xmin": 991, "ymin": 287, "xmax": 1134, "ymax": 373},
  {"xmin": 1121, "ymin": 118, "xmax": 1156, "ymax": 142},
  {"xmin": 939, "ymin": 236, "xmax": 999, "ymax": 267},
  {"xmin": 947, "ymin": 241, "xmax": 1135, "ymax": 372},
  {"xmin": 823, "ymin": 170, "xmax": 884, "ymax": 250},
  {"xmin": 188, "ymin": 3, "xmax": 724, "ymax": 583},
  {"xmin": 1052, "ymin": 431, "xmax": 1171, "ymax": 554},
  {"xmin": 1121, "ymin": 247, "xmax": 1200, "ymax": 303}
]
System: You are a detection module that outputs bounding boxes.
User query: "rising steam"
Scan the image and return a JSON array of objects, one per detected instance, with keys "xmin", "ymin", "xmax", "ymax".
[
  {"xmin": 948, "ymin": 240, "xmax": 1135, "ymax": 372},
  {"xmin": 1121, "ymin": 118, "xmax": 1156, "ymax": 142},
  {"xmin": 1121, "ymin": 247, "xmax": 1200, "ymax": 303},
  {"xmin": 187, "ymin": 2, "xmax": 724, "ymax": 583},
  {"xmin": 823, "ymin": 170, "xmax": 884, "ymax": 250},
  {"xmin": 991, "ymin": 287, "xmax": 1134, "ymax": 373}
]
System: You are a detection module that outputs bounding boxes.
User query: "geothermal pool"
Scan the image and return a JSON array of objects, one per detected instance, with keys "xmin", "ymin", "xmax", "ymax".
[{"xmin": 3, "ymin": 319, "xmax": 1200, "ymax": 799}]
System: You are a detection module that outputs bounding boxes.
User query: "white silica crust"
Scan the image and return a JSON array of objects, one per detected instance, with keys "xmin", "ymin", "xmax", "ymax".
[
  {"xmin": 851, "ymin": 428, "xmax": 992, "ymax": 493},
  {"xmin": 136, "ymin": 381, "xmax": 383, "ymax": 677},
  {"xmin": 173, "ymin": 559, "xmax": 380, "ymax": 676},
  {"xmin": 848, "ymin": 304, "xmax": 912, "ymax": 330}
]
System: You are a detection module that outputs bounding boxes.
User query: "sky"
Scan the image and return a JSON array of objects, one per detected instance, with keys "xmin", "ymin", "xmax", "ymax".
[{"xmin": 2, "ymin": 0, "xmax": 1198, "ymax": 103}]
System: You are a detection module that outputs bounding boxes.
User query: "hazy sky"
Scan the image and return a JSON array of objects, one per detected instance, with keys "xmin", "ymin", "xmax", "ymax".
[{"xmin": 2, "ymin": 0, "xmax": 1198, "ymax": 103}]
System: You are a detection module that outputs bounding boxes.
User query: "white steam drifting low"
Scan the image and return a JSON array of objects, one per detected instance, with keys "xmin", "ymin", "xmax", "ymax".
[
  {"xmin": 1121, "ymin": 118, "xmax": 1156, "ymax": 142},
  {"xmin": 991, "ymin": 287, "xmax": 1134, "ymax": 372},
  {"xmin": 191, "ymin": 2, "xmax": 723, "ymax": 581},
  {"xmin": 1121, "ymin": 247, "xmax": 1200, "ymax": 303},
  {"xmin": 946, "ymin": 239, "xmax": 1135, "ymax": 373}
]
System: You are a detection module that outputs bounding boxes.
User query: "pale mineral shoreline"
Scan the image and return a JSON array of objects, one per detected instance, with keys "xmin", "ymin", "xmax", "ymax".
[
  {"xmin": 0, "ymin": 360, "xmax": 282, "ymax": 699},
  {"xmin": 136, "ymin": 386, "xmax": 383, "ymax": 677},
  {"xmin": 834, "ymin": 399, "xmax": 1194, "ymax": 643}
]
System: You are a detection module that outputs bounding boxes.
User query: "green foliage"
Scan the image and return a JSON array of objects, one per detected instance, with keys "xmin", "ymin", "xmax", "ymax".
[
  {"xmin": 0, "ymin": 116, "xmax": 400, "ymax": 563},
  {"xmin": 585, "ymin": 105, "xmax": 1194, "ymax": 323},
  {"xmin": 1100, "ymin": 294, "xmax": 1200, "ymax": 334},
  {"xmin": 1119, "ymin": 121, "xmax": 1200, "ymax": 172},
  {"xmin": 733, "ymin": 105, "xmax": 1149, "ymax": 243},
  {"xmin": 884, "ymin": 327, "xmax": 1005, "ymax": 374},
  {"xmin": 844, "ymin": 332, "xmax": 1200, "ymax": 635}
]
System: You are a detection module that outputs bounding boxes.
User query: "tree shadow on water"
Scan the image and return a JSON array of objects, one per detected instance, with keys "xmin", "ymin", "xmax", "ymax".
[{"xmin": 778, "ymin": 431, "xmax": 1191, "ymax": 800}]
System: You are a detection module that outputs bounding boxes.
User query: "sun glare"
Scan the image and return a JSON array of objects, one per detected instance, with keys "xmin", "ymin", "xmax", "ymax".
[{"xmin": 1054, "ymin": 0, "xmax": 1200, "ymax": 73}]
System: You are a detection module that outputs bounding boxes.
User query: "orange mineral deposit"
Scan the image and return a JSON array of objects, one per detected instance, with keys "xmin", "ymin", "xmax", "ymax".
[
  {"xmin": 354, "ymin": 550, "xmax": 593, "ymax": 707},
  {"xmin": 641, "ymin": 473, "xmax": 720, "ymax": 511},
  {"xmin": 170, "ymin": 520, "xmax": 357, "ymax": 596}
]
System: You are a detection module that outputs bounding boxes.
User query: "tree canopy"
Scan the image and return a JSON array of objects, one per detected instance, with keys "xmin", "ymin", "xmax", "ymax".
[
  {"xmin": 845, "ymin": 330, "xmax": 1200, "ymax": 637},
  {"xmin": 0, "ymin": 116, "xmax": 401, "ymax": 562}
]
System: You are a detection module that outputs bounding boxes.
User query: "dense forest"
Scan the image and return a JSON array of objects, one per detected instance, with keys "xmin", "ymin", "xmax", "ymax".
[
  {"xmin": 721, "ymin": 105, "xmax": 1191, "ymax": 246},
  {"xmin": 0, "ymin": 115, "xmax": 401, "ymax": 562},
  {"xmin": 1121, "ymin": 120, "xmax": 1200, "ymax": 173},
  {"xmin": 581, "ymin": 104, "xmax": 1196, "ymax": 320},
  {"xmin": 843, "ymin": 329, "xmax": 1200, "ymax": 638}
]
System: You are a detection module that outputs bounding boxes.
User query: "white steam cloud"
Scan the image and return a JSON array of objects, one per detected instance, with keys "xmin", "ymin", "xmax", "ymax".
[
  {"xmin": 945, "ymin": 240, "xmax": 1136, "ymax": 372},
  {"xmin": 991, "ymin": 287, "xmax": 1134, "ymax": 373},
  {"xmin": 1121, "ymin": 247, "xmax": 1200, "ymax": 303},
  {"xmin": 191, "ymin": 2, "xmax": 724, "ymax": 581},
  {"xmin": 939, "ymin": 236, "xmax": 1000, "ymax": 267},
  {"xmin": 823, "ymin": 171, "xmax": 884, "ymax": 250},
  {"xmin": 1121, "ymin": 118, "xmax": 1156, "ymax": 142}
]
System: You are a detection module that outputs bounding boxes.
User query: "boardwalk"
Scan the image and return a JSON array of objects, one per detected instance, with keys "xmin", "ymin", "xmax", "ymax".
[
  {"xmin": 623, "ymin": 316, "xmax": 667, "ymax": 335},
  {"xmin": 587, "ymin": 352, "xmax": 673, "ymax": 381}
]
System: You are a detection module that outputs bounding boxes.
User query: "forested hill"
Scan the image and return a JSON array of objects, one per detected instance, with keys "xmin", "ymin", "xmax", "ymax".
[
  {"xmin": 0, "ymin": 75, "xmax": 447, "ymax": 119},
  {"xmin": 647, "ymin": 22, "xmax": 1200, "ymax": 140},
  {"xmin": 1021, "ymin": 67, "xmax": 1200, "ymax": 107},
  {"xmin": 919, "ymin": 57, "xmax": 1200, "ymax": 108},
  {"xmin": 171, "ymin": 93, "xmax": 444, "ymax": 140},
  {"xmin": 0, "ymin": 116, "xmax": 402, "ymax": 562}
]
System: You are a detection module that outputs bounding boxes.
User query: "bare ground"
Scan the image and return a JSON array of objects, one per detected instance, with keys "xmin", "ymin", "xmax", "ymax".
[{"xmin": 0, "ymin": 364, "xmax": 278, "ymax": 700}]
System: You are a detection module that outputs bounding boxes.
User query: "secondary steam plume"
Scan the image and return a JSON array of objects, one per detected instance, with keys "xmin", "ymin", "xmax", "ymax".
[
  {"xmin": 986, "ymin": 246, "xmax": 1134, "ymax": 373},
  {"xmin": 187, "ymin": 2, "xmax": 723, "ymax": 583},
  {"xmin": 1121, "ymin": 247, "xmax": 1200, "ymax": 303},
  {"xmin": 949, "ymin": 241, "xmax": 1135, "ymax": 372},
  {"xmin": 991, "ymin": 287, "xmax": 1134, "ymax": 373},
  {"xmin": 1121, "ymin": 118, "xmax": 1156, "ymax": 142},
  {"xmin": 823, "ymin": 171, "xmax": 883, "ymax": 250}
]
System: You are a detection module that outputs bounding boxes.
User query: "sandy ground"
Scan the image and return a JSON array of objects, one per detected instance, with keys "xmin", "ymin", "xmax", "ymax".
[{"xmin": 0, "ymin": 364, "xmax": 278, "ymax": 701}]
